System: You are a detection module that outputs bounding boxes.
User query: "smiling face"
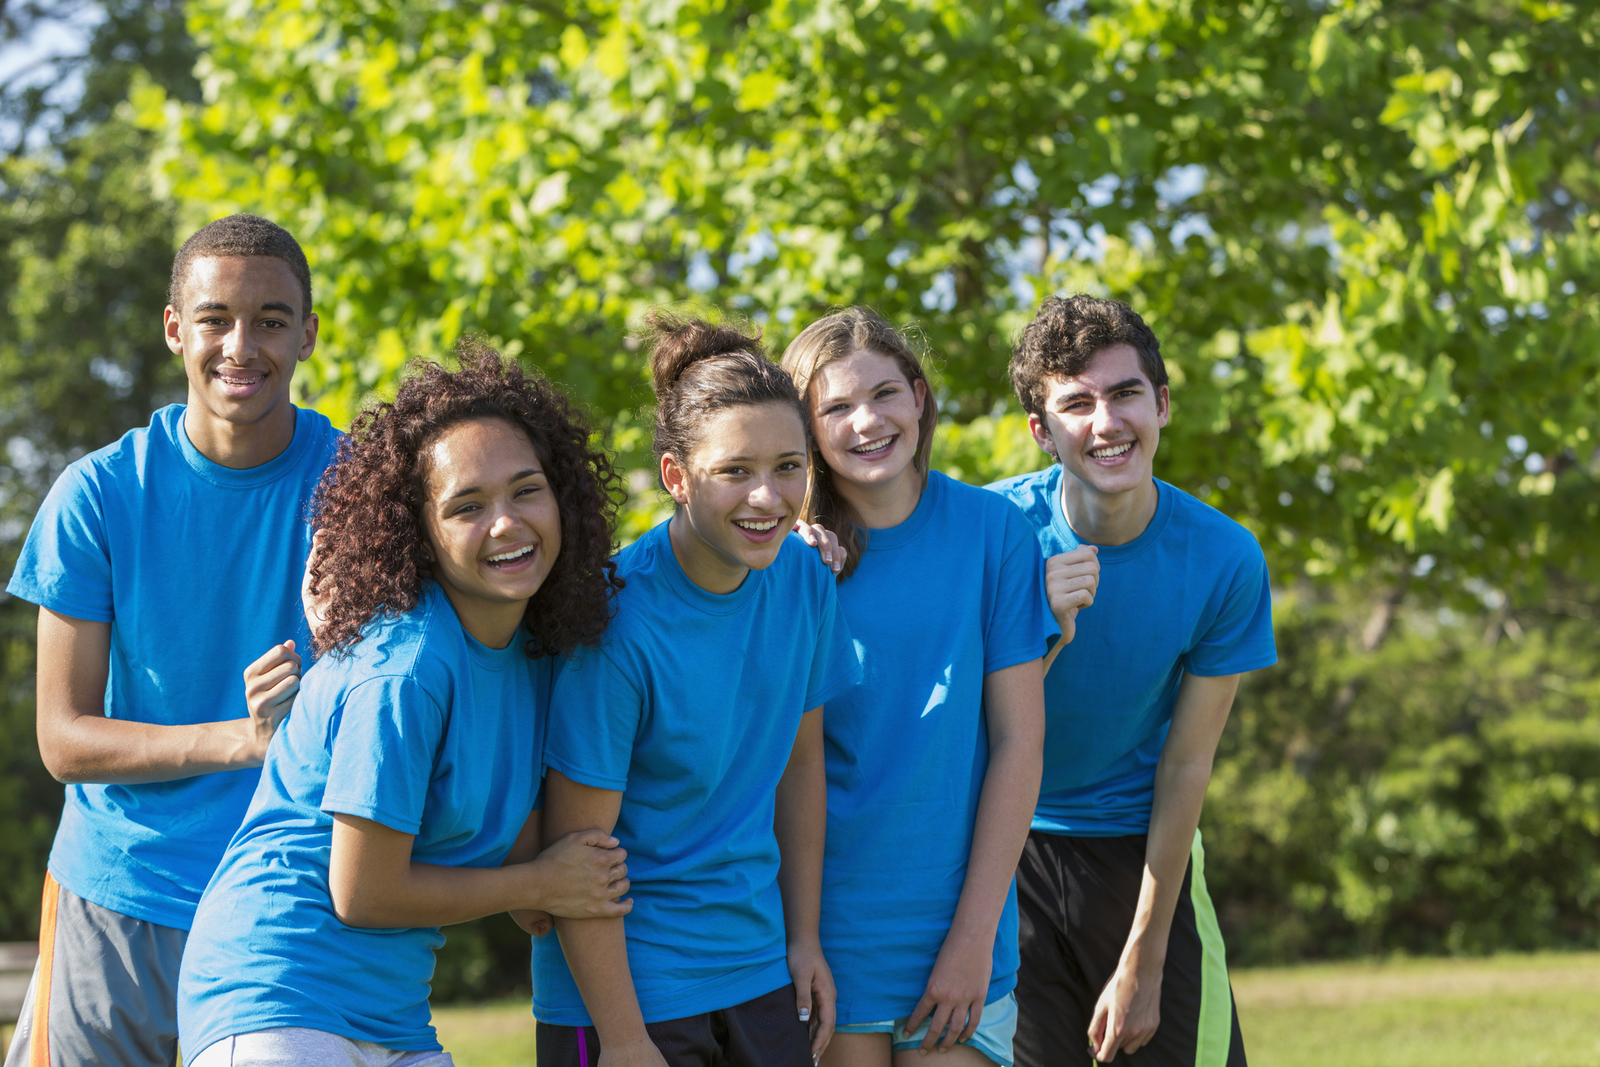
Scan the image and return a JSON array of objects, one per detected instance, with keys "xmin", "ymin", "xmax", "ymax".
[
  {"xmin": 1028, "ymin": 342, "xmax": 1170, "ymax": 501},
  {"xmin": 164, "ymin": 255, "xmax": 317, "ymax": 451},
  {"xmin": 420, "ymin": 417, "xmax": 561, "ymax": 648},
  {"xmin": 661, "ymin": 402, "xmax": 810, "ymax": 593},
  {"xmin": 807, "ymin": 349, "xmax": 928, "ymax": 496}
]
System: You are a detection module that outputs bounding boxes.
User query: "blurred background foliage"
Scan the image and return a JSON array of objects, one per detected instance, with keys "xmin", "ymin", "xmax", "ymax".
[{"xmin": 0, "ymin": 0, "xmax": 1596, "ymax": 999}]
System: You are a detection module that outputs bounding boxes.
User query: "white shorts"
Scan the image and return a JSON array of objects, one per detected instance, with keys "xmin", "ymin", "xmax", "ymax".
[{"xmin": 186, "ymin": 1029, "xmax": 455, "ymax": 1067}]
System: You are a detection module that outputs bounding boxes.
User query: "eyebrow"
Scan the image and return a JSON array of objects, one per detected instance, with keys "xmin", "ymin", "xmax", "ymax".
[
  {"xmin": 817, "ymin": 379, "xmax": 902, "ymax": 405},
  {"xmin": 190, "ymin": 301, "xmax": 299, "ymax": 316},
  {"xmin": 714, "ymin": 451, "xmax": 809, "ymax": 463},
  {"xmin": 442, "ymin": 468, "xmax": 544, "ymax": 503},
  {"xmin": 1056, "ymin": 377, "xmax": 1147, "ymax": 405}
]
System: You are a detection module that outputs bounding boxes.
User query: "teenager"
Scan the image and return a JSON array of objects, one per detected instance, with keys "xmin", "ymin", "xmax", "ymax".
[
  {"xmin": 4, "ymin": 215, "xmax": 335, "ymax": 1067},
  {"xmin": 777, "ymin": 308, "xmax": 1055, "ymax": 1067},
  {"xmin": 530, "ymin": 313, "xmax": 861, "ymax": 1067},
  {"xmin": 175, "ymin": 343, "xmax": 630, "ymax": 1064},
  {"xmin": 987, "ymin": 296, "xmax": 1277, "ymax": 1067}
]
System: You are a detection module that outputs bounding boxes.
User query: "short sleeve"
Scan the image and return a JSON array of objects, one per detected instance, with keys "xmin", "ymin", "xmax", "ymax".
[
  {"xmin": 803, "ymin": 576, "xmax": 863, "ymax": 711},
  {"xmin": 1186, "ymin": 544, "xmax": 1277, "ymax": 677},
  {"xmin": 7, "ymin": 467, "xmax": 114, "ymax": 623},
  {"xmin": 983, "ymin": 507, "xmax": 1060, "ymax": 674},
  {"xmin": 321, "ymin": 676, "xmax": 447, "ymax": 834},
  {"xmin": 543, "ymin": 646, "xmax": 642, "ymax": 792}
]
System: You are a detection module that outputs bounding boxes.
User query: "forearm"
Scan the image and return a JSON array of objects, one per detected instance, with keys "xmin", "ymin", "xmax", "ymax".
[
  {"xmin": 338, "ymin": 858, "xmax": 556, "ymax": 929},
  {"xmin": 1122, "ymin": 756, "xmax": 1216, "ymax": 970},
  {"xmin": 558, "ymin": 916, "xmax": 652, "ymax": 1048},
  {"xmin": 40, "ymin": 714, "xmax": 265, "ymax": 784},
  {"xmin": 950, "ymin": 729, "xmax": 1042, "ymax": 945},
  {"xmin": 774, "ymin": 740, "xmax": 826, "ymax": 946}
]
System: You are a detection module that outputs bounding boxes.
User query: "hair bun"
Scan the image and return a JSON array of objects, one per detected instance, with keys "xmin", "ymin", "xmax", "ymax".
[{"xmin": 643, "ymin": 310, "xmax": 767, "ymax": 397}]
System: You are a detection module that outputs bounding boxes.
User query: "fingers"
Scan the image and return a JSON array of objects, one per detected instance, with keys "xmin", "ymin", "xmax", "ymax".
[
  {"xmin": 794, "ymin": 522, "xmax": 842, "ymax": 574},
  {"xmin": 957, "ymin": 997, "xmax": 981, "ymax": 1043},
  {"xmin": 809, "ymin": 974, "xmax": 836, "ymax": 1060},
  {"xmin": 902, "ymin": 992, "xmax": 935, "ymax": 1047},
  {"xmin": 575, "ymin": 829, "xmax": 622, "ymax": 850},
  {"xmin": 918, "ymin": 1002, "xmax": 957, "ymax": 1053},
  {"xmin": 1087, "ymin": 1001, "xmax": 1109, "ymax": 1063},
  {"xmin": 243, "ymin": 640, "xmax": 301, "ymax": 680}
]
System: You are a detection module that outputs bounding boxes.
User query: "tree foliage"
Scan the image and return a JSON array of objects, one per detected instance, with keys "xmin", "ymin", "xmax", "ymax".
[{"xmin": 0, "ymin": 0, "xmax": 1595, "ymax": 973}]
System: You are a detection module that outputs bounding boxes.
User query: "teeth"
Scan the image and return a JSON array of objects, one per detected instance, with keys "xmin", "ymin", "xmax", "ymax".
[
  {"xmin": 1091, "ymin": 442, "xmax": 1133, "ymax": 459},
  {"xmin": 487, "ymin": 545, "xmax": 533, "ymax": 563},
  {"xmin": 218, "ymin": 375, "xmax": 261, "ymax": 385},
  {"xmin": 852, "ymin": 437, "xmax": 893, "ymax": 454},
  {"xmin": 735, "ymin": 518, "xmax": 780, "ymax": 531}
]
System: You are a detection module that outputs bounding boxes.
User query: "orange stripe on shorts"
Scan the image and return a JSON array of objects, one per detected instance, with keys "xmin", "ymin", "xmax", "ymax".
[{"xmin": 30, "ymin": 872, "xmax": 58, "ymax": 1067}]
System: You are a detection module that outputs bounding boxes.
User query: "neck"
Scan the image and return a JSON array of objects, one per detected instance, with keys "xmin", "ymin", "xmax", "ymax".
[
  {"xmin": 182, "ymin": 393, "xmax": 298, "ymax": 470},
  {"xmin": 667, "ymin": 512, "xmax": 749, "ymax": 595},
  {"xmin": 439, "ymin": 586, "xmax": 528, "ymax": 650},
  {"xmin": 834, "ymin": 463, "xmax": 924, "ymax": 530},
  {"xmin": 1059, "ymin": 470, "xmax": 1159, "ymax": 546}
]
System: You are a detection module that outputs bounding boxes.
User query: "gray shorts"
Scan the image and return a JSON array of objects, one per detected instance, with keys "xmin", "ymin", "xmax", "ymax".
[
  {"xmin": 187, "ymin": 1029, "xmax": 455, "ymax": 1067},
  {"xmin": 4, "ymin": 873, "xmax": 186, "ymax": 1067}
]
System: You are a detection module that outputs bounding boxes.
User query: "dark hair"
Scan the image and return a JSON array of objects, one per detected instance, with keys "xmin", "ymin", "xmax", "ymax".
[
  {"xmin": 1009, "ymin": 295, "xmax": 1167, "ymax": 416},
  {"xmin": 643, "ymin": 309, "xmax": 808, "ymax": 464},
  {"xmin": 308, "ymin": 337, "xmax": 624, "ymax": 658},
  {"xmin": 781, "ymin": 307, "xmax": 936, "ymax": 580},
  {"xmin": 169, "ymin": 214, "xmax": 314, "ymax": 318}
]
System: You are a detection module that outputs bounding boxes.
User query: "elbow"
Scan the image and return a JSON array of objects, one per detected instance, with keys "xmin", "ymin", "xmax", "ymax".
[
  {"xmin": 37, "ymin": 740, "xmax": 84, "ymax": 785},
  {"xmin": 328, "ymin": 878, "xmax": 377, "ymax": 928}
]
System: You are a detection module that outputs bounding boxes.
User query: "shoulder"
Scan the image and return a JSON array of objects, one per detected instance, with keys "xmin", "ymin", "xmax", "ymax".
[
  {"xmin": 983, "ymin": 466, "xmax": 1056, "ymax": 523},
  {"xmin": 775, "ymin": 530, "xmax": 835, "ymax": 593},
  {"xmin": 1160, "ymin": 483, "xmax": 1268, "ymax": 572},
  {"xmin": 64, "ymin": 408, "xmax": 180, "ymax": 494},
  {"xmin": 316, "ymin": 587, "xmax": 458, "ymax": 693}
]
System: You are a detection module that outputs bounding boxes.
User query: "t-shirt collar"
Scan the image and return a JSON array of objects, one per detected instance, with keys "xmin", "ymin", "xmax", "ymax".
[
  {"xmin": 651, "ymin": 520, "xmax": 764, "ymax": 616},
  {"xmin": 857, "ymin": 469, "xmax": 939, "ymax": 551},
  {"xmin": 172, "ymin": 403, "xmax": 316, "ymax": 489},
  {"xmin": 1052, "ymin": 465, "xmax": 1174, "ymax": 563}
]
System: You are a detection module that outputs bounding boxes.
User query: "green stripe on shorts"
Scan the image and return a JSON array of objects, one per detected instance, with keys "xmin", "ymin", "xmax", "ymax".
[{"xmin": 1190, "ymin": 830, "xmax": 1233, "ymax": 1067}]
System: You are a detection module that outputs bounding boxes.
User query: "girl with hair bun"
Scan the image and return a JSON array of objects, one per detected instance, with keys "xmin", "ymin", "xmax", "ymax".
[
  {"xmin": 531, "ymin": 311, "xmax": 861, "ymax": 1067},
  {"xmin": 177, "ymin": 342, "xmax": 633, "ymax": 1066},
  {"xmin": 781, "ymin": 308, "xmax": 1066, "ymax": 1067}
]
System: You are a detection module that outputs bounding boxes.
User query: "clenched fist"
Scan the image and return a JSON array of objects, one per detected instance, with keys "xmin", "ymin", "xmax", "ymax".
[{"xmin": 1046, "ymin": 545, "xmax": 1100, "ymax": 646}]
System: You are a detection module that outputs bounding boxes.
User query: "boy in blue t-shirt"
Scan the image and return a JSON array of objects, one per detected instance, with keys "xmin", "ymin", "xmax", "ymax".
[
  {"xmin": 987, "ymin": 296, "xmax": 1276, "ymax": 1067},
  {"xmin": 4, "ymin": 215, "xmax": 339, "ymax": 1067}
]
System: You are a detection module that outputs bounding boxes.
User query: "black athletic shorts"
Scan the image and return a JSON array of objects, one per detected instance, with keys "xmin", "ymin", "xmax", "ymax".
[
  {"xmin": 1014, "ymin": 830, "xmax": 1247, "ymax": 1067},
  {"xmin": 535, "ymin": 984, "xmax": 811, "ymax": 1067}
]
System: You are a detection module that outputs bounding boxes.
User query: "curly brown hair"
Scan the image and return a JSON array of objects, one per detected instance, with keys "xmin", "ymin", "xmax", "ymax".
[
  {"xmin": 308, "ymin": 337, "xmax": 624, "ymax": 658},
  {"xmin": 1010, "ymin": 295, "xmax": 1167, "ymax": 417}
]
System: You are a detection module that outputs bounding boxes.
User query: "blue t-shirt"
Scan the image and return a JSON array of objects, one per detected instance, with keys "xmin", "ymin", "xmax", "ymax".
[
  {"xmin": 178, "ymin": 582, "xmax": 551, "ymax": 1056},
  {"xmin": 823, "ymin": 472, "xmax": 1055, "ymax": 1024},
  {"xmin": 531, "ymin": 521, "xmax": 862, "ymax": 1026},
  {"xmin": 5, "ymin": 404, "xmax": 339, "ymax": 929},
  {"xmin": 986, "ymin": 468, "xmax": 1277, "ymax": 835}
]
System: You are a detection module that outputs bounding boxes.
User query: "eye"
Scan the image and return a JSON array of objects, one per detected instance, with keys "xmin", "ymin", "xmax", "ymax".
[
  {"xmin": 778, "ymin": 460, "xmax": 804, "ymax": 472},
  {"xmin": 260, "ymin": 318, "xmax": 288, "ymax": 329},
  {"xmin": 822, "ymin": 403, "xmax": 849, "ymax": 416},
  {"xmin": 875, "ymin": 387, "xmax": 898, "ymax": 400},
  {"xmin": 516, "ymin": 483, "xmax": 543, "ymax": 497},
  {"xmin": 450, "ymin": 502, "xmax": 481, "ymax": 517},
  {"xmin": 720, "ymin": 466, "xmax": 748, "ymax": 476}
]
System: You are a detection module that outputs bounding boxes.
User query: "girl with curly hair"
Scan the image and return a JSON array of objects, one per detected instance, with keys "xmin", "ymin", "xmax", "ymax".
[
  {"xmin": 779, "ymin": 309, "xmax": 1059, "ymax": 1067},
  {"xmin": 176, "ymin": 342, "xmax": 631, "ymax": 1066},
  {"xmin": 530, "ymin": 312, "xmax": 861, "ymax": 1067}
]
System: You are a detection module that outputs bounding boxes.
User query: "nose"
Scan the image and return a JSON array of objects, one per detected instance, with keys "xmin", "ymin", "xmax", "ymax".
[
  {"xmin": 489, "ymin": 507, "xmax": 522, "ymax": 540},
  {"xmin": 747, "ymin": 479, "xmax": 782, "ymax": 511},
  {"xmin": 849, "ymin": 404, "xmax": 881, "ymax": 437},
  {"xmin": 222, "ymin": 318, "xmax": 258, "ymax": 363},
  {"xmin": 1091, "ymin": 399, "xmax": 1122, "ymax": 436}
]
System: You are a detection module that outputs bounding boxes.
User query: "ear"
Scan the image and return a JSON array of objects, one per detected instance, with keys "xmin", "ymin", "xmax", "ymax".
[
  {"xmin": 660, "ymin": 452, "xmax": 691, "ymax": 507},
  {"xmin": 298, "ymin": 311, "xmax": 320, "ymax": 364},
  {"xmin": 1027, "ymin": 412, "xmax": 1058, "ymax": 458},
  {"xmin": 163, "ymin": 306, "xmax": 183, "ymax": 356},
  {"xmin": 911, "ymin": 376, "xmax": 928, "ymax": 417},
  {"xmin": 1155, "ymin": 385, "xmax": 1170, "ymax": 428}
]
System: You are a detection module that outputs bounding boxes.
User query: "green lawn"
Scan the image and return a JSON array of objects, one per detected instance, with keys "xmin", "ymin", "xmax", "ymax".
[
  {"xmin": 431, "ymin": 951, "xmax": 1600, "ymax": 1067},
  {"xmin": 9, "ymin": 952, "xmax": 1597, "ymax": 1066}
]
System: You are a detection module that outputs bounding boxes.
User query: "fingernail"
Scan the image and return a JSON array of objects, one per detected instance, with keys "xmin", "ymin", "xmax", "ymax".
[{"xmin": 799, "ymin": 1008, "xmax": 810, "ymax": 1021}]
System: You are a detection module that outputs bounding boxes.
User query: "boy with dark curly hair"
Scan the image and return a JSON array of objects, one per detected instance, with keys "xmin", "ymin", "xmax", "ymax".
[
  {"xmin": 987, "ymin": 295, "xmax": 1277, "ymax": 1067},
  {"xmin": 5, "ymin": 215, "xmax": 338, "ymax": 1067}
]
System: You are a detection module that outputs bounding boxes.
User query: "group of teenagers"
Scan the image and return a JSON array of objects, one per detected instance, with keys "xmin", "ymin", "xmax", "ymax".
[{"xmin": 4, "ymin": 214, "xmax": 1276, "ymax": 1067}]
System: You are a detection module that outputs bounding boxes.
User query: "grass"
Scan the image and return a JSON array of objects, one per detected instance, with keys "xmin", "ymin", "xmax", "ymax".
[
  {"xmin": 430, "ymin": 952, "xmax": 1600, "ymax": 1067},
  {"xmin": 9, "ymin": 952, "xmax": 1598, "ymax": 1066}
]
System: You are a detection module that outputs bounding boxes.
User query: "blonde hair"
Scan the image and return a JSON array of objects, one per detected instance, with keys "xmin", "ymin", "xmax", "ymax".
[{"xmin": 780, "ymin": 308, "xmax": 937, "ymax": 580}]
